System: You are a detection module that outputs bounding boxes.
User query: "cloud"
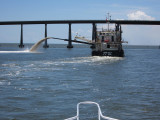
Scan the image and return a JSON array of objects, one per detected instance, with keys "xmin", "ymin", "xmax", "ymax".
[
  {"xmin": 122, "ymin": 25, "xmax": 160, "ymax": 45},
  {"xmin": 124, "ymin": 11, "xmax": 160, "ymax": 45},
  {"xmin": 127, "ymin": 11, "xmax": 155, "ymax": 20}
]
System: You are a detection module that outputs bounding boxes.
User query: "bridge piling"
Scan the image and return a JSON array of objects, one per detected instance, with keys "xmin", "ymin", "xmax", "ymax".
[
  {"xmin": 19, "ymin": 24, "xmax": 24, "ymax": 48},
  {"xmin": 43, "ymin": 24, "xmax": 49, "ymax": 48},
  {"xmin": 92, "ymin": 23, "xmax": 95, "ymax": 41},
  {"xmin": 90, "ymin": 23, "xmax": 96, "ymax": 49},
  {"xmin": 92, "ymin": 23, "xmax": 97, "ymax": 42},
  {"xmin": 67, "ymin": 23, "xmax": 73, "ymax": 48},
  {"xmin": 94, "ymin": 24, "xmax": 97, "ymax": 42}
]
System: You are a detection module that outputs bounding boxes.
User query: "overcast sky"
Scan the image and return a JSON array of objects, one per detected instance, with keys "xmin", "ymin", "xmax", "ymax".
[{"xmin": 0, "ymin": 0, "xmax": 160, "ymax": 45}]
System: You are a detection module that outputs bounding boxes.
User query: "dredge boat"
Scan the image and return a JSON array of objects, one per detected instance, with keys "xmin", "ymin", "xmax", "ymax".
[
  {"xmin": 31, "ymin": 24, "xmax": 127, "ymax": 57},
  {"xmin": 31, "ymin": 15, "xmax": 127, "ymax": 57},
  {"xmin": 75, "ymin": 23, "xmax": 127, "ymax": 57},
  {"xmin": 92, "ymin": 24, "xmax": 126, "ymax": 57}
]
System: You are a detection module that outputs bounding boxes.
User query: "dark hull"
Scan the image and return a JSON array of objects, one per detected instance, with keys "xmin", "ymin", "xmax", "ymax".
[{"xmin": 92, "ymin": 50, "xmax": 124, "ymax": 57}]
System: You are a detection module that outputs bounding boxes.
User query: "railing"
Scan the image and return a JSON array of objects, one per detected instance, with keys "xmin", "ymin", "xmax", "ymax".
[{"xmin": 65, "ymin": 101, "xmax": 119, "ymax": 120}]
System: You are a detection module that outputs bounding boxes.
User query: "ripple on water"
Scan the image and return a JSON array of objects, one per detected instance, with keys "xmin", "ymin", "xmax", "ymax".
[{"xmin": 0, "ymin": 81, "xmax": 11, "ymax": 86}]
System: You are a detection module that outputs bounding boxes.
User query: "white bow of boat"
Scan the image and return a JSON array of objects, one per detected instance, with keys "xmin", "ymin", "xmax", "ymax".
[{"xmin": 65, "ymin": 101, "xmax": 119, "ymax": 120}]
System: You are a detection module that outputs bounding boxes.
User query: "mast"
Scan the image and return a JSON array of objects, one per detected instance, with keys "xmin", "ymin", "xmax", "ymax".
[
  {"xmin": 107, "ymin": 13, "xmax": 109, "ymax": 31},
  {"xmin": 107, "ymin": 13, "xmax": 111, "ymax": 31}
]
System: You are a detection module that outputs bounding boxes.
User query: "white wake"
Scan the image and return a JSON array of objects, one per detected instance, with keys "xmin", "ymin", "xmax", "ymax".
[{"xmin": 0, "ymin": 50, "xmax": 30, "ymax": 53}]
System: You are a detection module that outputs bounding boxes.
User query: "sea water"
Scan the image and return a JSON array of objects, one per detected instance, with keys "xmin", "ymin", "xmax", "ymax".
[{"xmin": 0, "ymin": 44, "xmax": 160, "ymax": 120}]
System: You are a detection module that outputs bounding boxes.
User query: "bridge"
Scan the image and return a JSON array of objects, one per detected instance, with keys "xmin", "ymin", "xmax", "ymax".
[{"xmin": 0, "ymin": 20, "xmax": 160, "ymax": 48}]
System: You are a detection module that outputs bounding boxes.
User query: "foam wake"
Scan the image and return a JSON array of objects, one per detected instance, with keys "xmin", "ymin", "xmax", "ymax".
[
  {"xmin": 0, "ymin": 37, "xmax": 49, "ymax": 53},
  {"xmin": 0, "ymin": 50, "xmax": 30, "ymax": 53}
]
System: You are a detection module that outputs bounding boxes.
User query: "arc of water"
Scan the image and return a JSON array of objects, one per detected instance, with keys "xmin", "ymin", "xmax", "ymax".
[
  {"xmin": 29, "ymin": 37, "xmax": 93, "ymax": 52},
  {"xmin": 29, "ymin": 37, "xmax": 52, "ymax": 52}
]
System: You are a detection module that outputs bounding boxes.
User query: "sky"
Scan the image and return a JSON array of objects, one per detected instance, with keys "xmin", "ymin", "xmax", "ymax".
[{"xmin": 0, "ymin": 0, "xmax": 160, "ymax": 45}]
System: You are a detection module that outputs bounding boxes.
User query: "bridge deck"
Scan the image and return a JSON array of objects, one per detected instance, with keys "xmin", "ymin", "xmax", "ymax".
[{"xmin": 0, "ymin": 20, "xmax": 160, "ymax": 25}]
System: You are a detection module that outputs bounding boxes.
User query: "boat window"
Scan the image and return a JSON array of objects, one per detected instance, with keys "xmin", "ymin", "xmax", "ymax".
[
  {"xmin": 112, "ymin": 36, "xmax": 114, "ymax": 42},
  {"xmin": 102, "ymin": 36, "xmax": 104, "ymax": 42}
]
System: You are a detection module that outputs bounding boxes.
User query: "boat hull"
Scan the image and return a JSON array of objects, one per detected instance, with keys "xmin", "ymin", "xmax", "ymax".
[{"xmin": 92, "ymin": 50, "xmax": 124, "ymax": 57}]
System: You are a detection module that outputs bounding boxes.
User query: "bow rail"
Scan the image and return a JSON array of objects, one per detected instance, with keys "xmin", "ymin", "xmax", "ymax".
[{"xmin": 65, "ymin": 101, "xmax": 119, "ymax": 120}]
